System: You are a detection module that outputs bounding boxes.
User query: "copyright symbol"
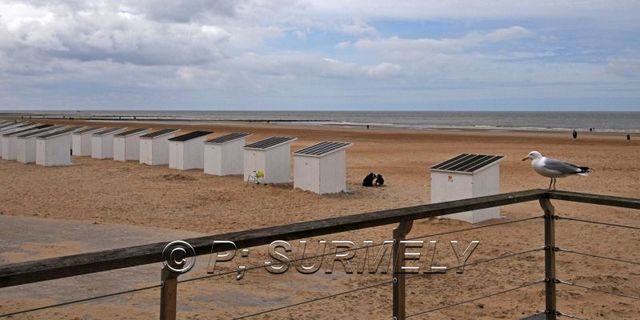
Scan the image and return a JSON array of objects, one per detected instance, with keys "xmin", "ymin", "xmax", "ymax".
[{"xmin": 162, "ymin": 240, "xmax": 196, "ymax": 274}]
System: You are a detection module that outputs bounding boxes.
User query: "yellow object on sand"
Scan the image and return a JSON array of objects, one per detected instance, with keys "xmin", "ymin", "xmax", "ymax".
[{"xmin": 256, "ymin": 170, "xmax": 265, "ymax": 178}]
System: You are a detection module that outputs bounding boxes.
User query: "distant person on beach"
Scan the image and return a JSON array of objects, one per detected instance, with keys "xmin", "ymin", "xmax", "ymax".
[
  {"xmin": 366, "ymin": 125, "xmax": 370, "ymax": 129},
  {"xmin": 627, "ymin": 134, "xmax": 631, "ymax": 140},
  {"xmin": 572, "ymin": 130, "xmax": 577, "ymax": 139},
  {"xmin": 362, "ymin": 173, "xmax": 375, "ymax": 187}
]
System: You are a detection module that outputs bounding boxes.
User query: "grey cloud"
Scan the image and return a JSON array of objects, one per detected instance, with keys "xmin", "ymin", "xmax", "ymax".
[
  {"xmin": 0, "ymin": 1, "xmax": 232, "ymax": 66},
  {"xmin": 131, "ymin": 0, "xmax": 238, "ymax": 23}
]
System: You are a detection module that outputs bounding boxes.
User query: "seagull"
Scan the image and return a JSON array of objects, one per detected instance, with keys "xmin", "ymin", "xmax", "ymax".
[{"xmin": 522, "ymin": 151, "xmax": 593, "ymax": 190}]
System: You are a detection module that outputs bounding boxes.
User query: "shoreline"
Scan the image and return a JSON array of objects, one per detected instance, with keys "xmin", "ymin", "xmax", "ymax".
[
  {"xmin": 1, "ymin": 111, "xmax": 638, "ymax": 135},
  {"xmin": 1, "ymin": 116, "xmax": 638, "ymax": 137}
]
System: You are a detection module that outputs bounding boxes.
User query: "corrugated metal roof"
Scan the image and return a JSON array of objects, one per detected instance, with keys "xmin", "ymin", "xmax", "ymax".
[
  {"xmin": 168, "ymin": 130, "xmax": 212, "ymax": 142},
  {"xmin": 37, "ymin": 127, "xmax": 81, "ymax": 139},
  {"xmin": 75, "ymin": 127, "xmax": 103, "ymax": 134},
  {"xmin": 2, "ymin": 124, "xmax": 53, "ymax": 137},
  {"xmin": 294, "ymin": 141, "xmax": 351, "ymax": 157},
  {"xmin": 431, "ymin": 153, "xmax": 503, "ymax": 174},
  {"xmin": 0, "ymin": 122, "xmax": 15, "ymax": 129},
  {"xmin": 0, "ymin": 126, "xmax": 19, "ymax": 133},
  {"xmin": 115, "ymin": 128, "xmax": 149, "ymax": 137},
  {"xmin": 140, "ymin": 128, "xmax": 178, "ymax": 138},
  {"xmin": 93, "ymin": 127, "xmax": 123, "ymax": 136},
  {"xmin": 206, "ymin": 132, "xmax": 250, "ymax": 144},
  {"xmin": 17, "ymin": 126, "xmax": 64, "ymax": 138},
  {"xmin": 244, "ymin": 136, "xmax": 297, "ymax": 150}
]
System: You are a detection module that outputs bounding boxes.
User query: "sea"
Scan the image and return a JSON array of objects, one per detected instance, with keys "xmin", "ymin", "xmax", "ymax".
[{"xmin": 3, "ymin": 111, "xmax": 639, "ymax": 133}]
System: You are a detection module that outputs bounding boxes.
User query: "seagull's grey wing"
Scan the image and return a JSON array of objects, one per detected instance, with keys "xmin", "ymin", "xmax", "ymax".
[{"xmin": 543, "ymin": 158, "xmax": 582, "ymax": 174}]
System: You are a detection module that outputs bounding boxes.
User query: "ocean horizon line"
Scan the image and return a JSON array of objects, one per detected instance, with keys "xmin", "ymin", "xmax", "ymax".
[
  {"xmin": 1, "ymin": 109, "xmax": 639, "ymax": 113},
  {"xmin": 2, "ymin": 110, "xmax": 638, "ymax": 134}
]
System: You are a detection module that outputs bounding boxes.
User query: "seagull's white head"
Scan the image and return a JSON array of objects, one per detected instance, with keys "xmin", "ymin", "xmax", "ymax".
[{"xmin": 522, "ymin": 151, "xmax": 543, "ymax": 161}]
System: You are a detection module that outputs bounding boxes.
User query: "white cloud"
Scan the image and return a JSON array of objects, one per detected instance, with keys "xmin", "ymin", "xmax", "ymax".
[
  {"xmin": 485, "ymin": 26, "xmax": 533, "ymax": 42},
  {"xmin": 338, "ymin": 18, "xmax": 377, "ymax": 35},
  {"xmin": 366, "ymin": 63, "xmax": 401, "ymax": 78},
  {"xmin": 607, "ymin": 58, "xmax": 640, "ymax": 79},
  {"xmin": 347, "ymin": 26, "xmax": 534, "ymax": 53},
  {"xmin": 226, "ymin": 52, "xmax": 400, "ymax": 81}
]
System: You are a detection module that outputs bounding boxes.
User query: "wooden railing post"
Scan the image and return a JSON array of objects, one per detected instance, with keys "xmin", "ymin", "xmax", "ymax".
[
  {"xmin": 540, "ymin": 198, "xmax": 557, "ymax": 320},
  {"xmin": 160, "ymin": 266, "xmax": 179, "ymax": 320},
  {"xmin": 392, "ymin": 220, "xmax": 413, "ymax": 320}
]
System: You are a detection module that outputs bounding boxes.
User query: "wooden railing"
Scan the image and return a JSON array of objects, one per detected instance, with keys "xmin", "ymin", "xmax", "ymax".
[{"xmin": 0, "ymin": 189, "xmax": 638, "ymax": 319}]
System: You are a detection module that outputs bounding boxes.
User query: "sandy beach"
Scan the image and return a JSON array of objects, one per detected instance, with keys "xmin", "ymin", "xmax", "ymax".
[{"xmin": 0, "ymin": 119, "xmax": 639, "ymax": 319}]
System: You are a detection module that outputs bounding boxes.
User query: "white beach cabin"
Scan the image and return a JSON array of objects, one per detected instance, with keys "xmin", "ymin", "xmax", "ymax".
[
  {"xmin": 139, "ymin": 128, "xmax": 178, "ymax": 165},
  {"xmin": 293, "ymin": 141, "xmax": 352, "ymax": 194},
  {"xmin": 168, "ymin": 131, "xmax": 212, "ymax": 170},
  {"xmin": 430, "ymin": 153, "xmax": 504, "ymax": 223},
  {"xmin": 113, "ymin": 128, "xmax": 150, "ymax": 162},
  {"xmin": 16, "ymin": 126, "xmax": 64, "ymax": 163},
  {"xmin": 204, "ymin": 132, "xmax": 250, "ymax": 176},
  {"xmin": 244, "ymin": 136, "xmax": 297, "ymax": 184},
  {"xmin": 35, "ymin": 127, "xmax": 80, "ymax": 166},
  {"xmin": 72, "ymin": 127, "xmax": 103, "ymax": 156},
  {"xmin": 91, "ymin": 127, "xmax": 124, "ymax": 159},
  {"xmin": 1, "ymin": 124, "xmax": 53, "ymax": 160},
  {"xmin": 0, "ymin": 123, "xmax": 37, "ymax": 152}
]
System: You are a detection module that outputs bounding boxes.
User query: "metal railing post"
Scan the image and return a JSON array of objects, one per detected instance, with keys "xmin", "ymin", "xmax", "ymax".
[
  {"xmin": 540, "ymin": 198, "xmax": 557, "ymax": 320},
  {"xmin": 392, "ymin": 220, "xmax": 413, "ymax": 320},
  {"xmin": 160, "ymin": 266, "xmax": 179, "ymax": 320}
]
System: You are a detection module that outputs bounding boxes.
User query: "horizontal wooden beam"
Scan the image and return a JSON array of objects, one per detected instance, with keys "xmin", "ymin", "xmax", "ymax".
[
  {"xmin": 0, "ymin": 189, "xmax": 547, "ymax": 288},
  {"xmin": 547, "ymin": 190, "xmax": 640, "ymax": 209}
]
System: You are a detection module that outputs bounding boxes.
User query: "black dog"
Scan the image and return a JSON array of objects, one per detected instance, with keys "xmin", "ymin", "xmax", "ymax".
[
  {"xmin": 375, "ymin": 174, "xmax": 384, "ymax": 186},
  {"xmin": 362, "ymin": 173, "xmax": 376, "ymax": 187}
]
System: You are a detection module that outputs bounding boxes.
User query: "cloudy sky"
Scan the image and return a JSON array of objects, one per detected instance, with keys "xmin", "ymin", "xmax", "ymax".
[{"xmin": 0, "ymin": 0, "xmax": 639, "ymax": 111}]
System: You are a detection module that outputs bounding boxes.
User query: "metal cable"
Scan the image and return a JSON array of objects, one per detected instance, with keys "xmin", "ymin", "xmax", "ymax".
[
  {"xmin": 407, "ymin": 216, "xmax": 542, "ymax": 240},
  {"xmin": 557, "ymin": 216, "xmax": 640, "ymax": 231},
  {"xmin": 231, "ymin": 279, "xmax": 393, "ymax": 319},
  {"xmin": 405, "ymin": 279, "xmax": 543, "ymax": 318},
  {"xmin": 405, "ymin": 247, "xmax": 543, "ymax": 281},
  {"xmin": 558, "ymin": 311, "xmax": 589, "ymax": 320},
  {"xmin": 0, "ymin": 283, "xmax": 161, "ymax": 318},
  {"xmin": 215, "ymin": 247, "xmax": 543, "ymax": 318},
  {"xmin": 559, "ymin": 280, "xmax": 640, "ymax": 301},
  {"xmin": 559, "ymin": 248, "xmax": 640, "ymax": 267}
]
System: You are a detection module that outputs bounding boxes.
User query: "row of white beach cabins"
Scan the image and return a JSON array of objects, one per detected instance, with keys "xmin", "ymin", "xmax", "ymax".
[{"xmin": 0, "ymin": 120, "xmax": 352, "ymax": 195}]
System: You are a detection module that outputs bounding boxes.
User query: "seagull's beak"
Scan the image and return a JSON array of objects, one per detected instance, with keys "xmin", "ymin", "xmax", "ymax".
[{"xmin": 521, "ymin": 156, "xmax": 529, "ymax": 161}]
